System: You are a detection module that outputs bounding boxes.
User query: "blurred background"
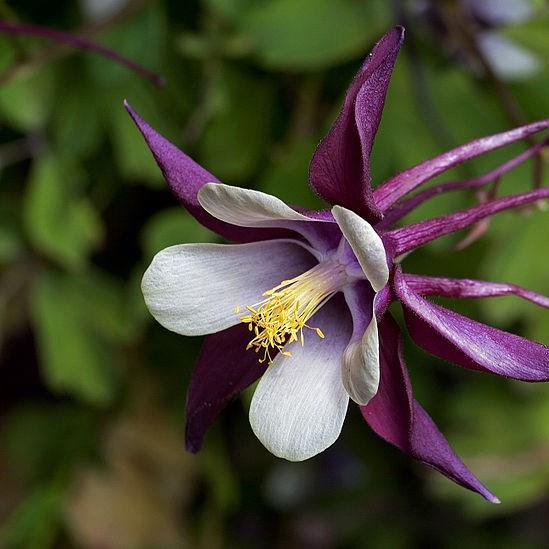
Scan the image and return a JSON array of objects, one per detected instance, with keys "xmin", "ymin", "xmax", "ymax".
[{"xmin": 0, "ymin": 0, "xmax": 548, "ymax": 547}]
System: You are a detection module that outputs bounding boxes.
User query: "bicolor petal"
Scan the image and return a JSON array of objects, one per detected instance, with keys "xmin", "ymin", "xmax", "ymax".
[
  {"xmin": 361, "ymin": 314, "xmax": 499, "ymax": 503},
  {"xmin": 198, "ymin": 182, "xmax": 314, "ymax": 225},
  {"xmin": 142, "ymin": 240, "xmax": 315, "ymax": 336},
  {"xmin": 249, "ymin": 297, "xmax": 351, "ymax": 461},
  {"xmin": 395, "ymin": 270, "xmax": 549, "ymax": 381},
  {"xmin": 332, "ymin": 205, "xmax": 389, "ymax": 291},
  {"xmin": 309, "ymin": 26, "xmax": 404, "ymax": 221},
  {"xmin": 198, "ymin": 182, "xmax": 339, "ymax": 253},
  {"xmin": 342, "ymin": 281, "xmax": 380, "ymax": 405}
]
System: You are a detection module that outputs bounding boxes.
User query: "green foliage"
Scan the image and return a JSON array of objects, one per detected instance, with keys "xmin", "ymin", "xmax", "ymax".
[
  {"xmin": 3, "ymin": 404, "xmax": 97, "ymax": 484},
  {"xmin": 503, "ymin": 14, "xmax": 549, "ymax": 59},
  {"xmin": 198, "ymin": 66, "xmax": 275, "ymax": 181},
  {"xmin": 142, "ymin": 208, "xmax": 217, "ymax": 258},
  {"xmin": 31, "ymin": 272, "xmax": 125, "ymax": 405},
  {"xmin": 260, "ymin": 139, "xmax": 325, "ymax": 209},
  {"xmin": 239, "ymin": 0, "xmax": 389, "ymax": 70},
  {"xmin": 51, "ymin": 73, "xmax": 103, "ymax": 158},
  {"xmin": 0, "ymin": 484, "xmax": 63, "ymax": 549},
  {"xmin": 0, "ymin": 225, "xmax": 22, "ymax": 264},
  {"xmin": 481, "ymin": 209, "xmax": 549, "ymax": 345},
  {"xmin": 0, "ymin": 62, "xmax": 54, "ymax": 130},
  {"xmin": 24, "ymin": 154, "xmax": 103, "ymax": 270}
]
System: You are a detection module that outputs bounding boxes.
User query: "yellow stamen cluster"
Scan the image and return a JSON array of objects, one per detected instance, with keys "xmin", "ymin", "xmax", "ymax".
[{"xmin": 237, "ymin": 262, "xmax": 346, "ymax": 364}]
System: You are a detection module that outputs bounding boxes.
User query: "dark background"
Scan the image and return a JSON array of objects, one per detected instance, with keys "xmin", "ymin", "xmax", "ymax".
[{"xmin": 0, "ymin": 0, "xmax": 548, "ymax": 547}]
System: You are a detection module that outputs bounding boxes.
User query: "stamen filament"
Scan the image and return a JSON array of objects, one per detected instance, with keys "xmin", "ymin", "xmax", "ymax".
[{"xmin": 235, "ymin": 261, "xmax": 347, "ymax": 364}]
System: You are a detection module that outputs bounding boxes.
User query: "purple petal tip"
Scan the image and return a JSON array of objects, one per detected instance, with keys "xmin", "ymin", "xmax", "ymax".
[
  {"xmin": 185, "ymin": 439, "xmax": 201, "ymax": 454},
  {"xmin": 123, "ymin": 99, "xmax": 136, "ymax": 116}
]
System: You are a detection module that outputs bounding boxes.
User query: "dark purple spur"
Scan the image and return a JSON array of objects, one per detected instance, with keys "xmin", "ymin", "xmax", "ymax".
[{"xmin": 126, "ymin": 27, "xmax": 549, "ymax": 503}]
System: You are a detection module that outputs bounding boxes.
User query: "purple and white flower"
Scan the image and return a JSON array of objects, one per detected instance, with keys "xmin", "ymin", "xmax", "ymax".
[{"xmin": 127, "ymin": 27, "xmax": 549, "ymax": 502}]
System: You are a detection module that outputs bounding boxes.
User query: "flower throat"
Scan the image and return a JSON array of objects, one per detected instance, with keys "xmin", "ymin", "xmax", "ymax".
[{"xmin": 237, "ymin": 261, "xmax": 347, "ymax": 364}]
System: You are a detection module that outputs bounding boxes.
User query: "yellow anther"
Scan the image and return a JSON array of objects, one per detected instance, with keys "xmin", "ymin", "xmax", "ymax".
[{"xmin": 235, "ymin": 261, "xmax": 347, "ymax": 365}]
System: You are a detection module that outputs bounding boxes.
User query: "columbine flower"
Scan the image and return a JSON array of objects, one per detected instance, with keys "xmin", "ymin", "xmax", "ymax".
[{"xmin": 127, "ymin": 27, "xmax": 549, "ymax": 502}]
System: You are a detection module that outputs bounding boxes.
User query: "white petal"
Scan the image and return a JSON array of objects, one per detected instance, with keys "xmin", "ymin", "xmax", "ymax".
[
  {"xmin": 249, "ymin": 300, "xmax": 351, "ymax": 461},
  {"xmin": 142, "ymin": 240, "xmax": 315, "ymax": 336},
  {"xmin": 341, "ymin": 315, "xmax": 379, "ymax": 405},
  {"xmin": 198, "ymin": 182, "xmax": 316, "ymax": 226},
  {"xmin": 331, "ymin": 205, "xmax": 389, "ymax": 291}
]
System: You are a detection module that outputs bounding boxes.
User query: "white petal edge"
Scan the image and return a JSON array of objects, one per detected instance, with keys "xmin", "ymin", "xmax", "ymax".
[
  {"xmin": 142, "ymin": 240, "xmax": 315, "ymax": 336},
  {"xmin": 341, "ymin": 314, "xmax": 380, "ymax": 405},
  {"xmin": 331, "ymin": 205, "xmax": 389, "ymax": 291},
  {"xmin": 198, "ymin": 182, "xmax": 322, "ymax": 227},
  {"xmin": 249, "ymin": 302, "xmax": 351, "ymax": 461}
]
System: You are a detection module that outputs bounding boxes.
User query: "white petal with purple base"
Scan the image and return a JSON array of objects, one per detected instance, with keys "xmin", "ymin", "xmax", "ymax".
[
  {"xmin": 142, "ymin": 240, "xmax": 314, "ymax": 336},
  {"xmin": 249, "ymin": 301, "xmax": 352, "ymax": 461},
  {"xmin": 331, "ymin": 205, "xmax": 389, "ymax": 291},
  {"xmin": 342, "ymin": 282, "xmax": 380, "ymax": 406},
  {"xmin": 198, "ymin": 183, "xmax": 316, "ymax": 226},
  {"xmin": 342, "ymin": 316, "xmax": 379, "ymax": 405}
]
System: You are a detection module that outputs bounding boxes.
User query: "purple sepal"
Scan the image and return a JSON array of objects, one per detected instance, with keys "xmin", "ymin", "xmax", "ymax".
[
  {"xmin": 185, "ymin": 323, "xmax": 268, "ymax": 452},
  {"xmin": 374, "ymin": 119, "xmax": 549, "ymax": 211},
  {"xmin": 309, "ymin": 27, "xmax": 404, "ymax": 222},
  {"xmin": 403, "ymin": 274, "xmax": 549, "ymax": 308},
  {"xmin": 394, "ymin": 269, "xmax": 549, "ymax": 382},
  {"xmin": 390, "ymin": 187, "xmax": 549, "ymax": 255},
  {"xmin": 125, "ymin": 101, "xmax": 289, "ymax": 243},
  {"xmin": 379, "ymin": 140, "xmax": 548, "ymax": 228},
  {"xmin": 361, "ymin": 314, "xmax": 499, "ymax": 503}
]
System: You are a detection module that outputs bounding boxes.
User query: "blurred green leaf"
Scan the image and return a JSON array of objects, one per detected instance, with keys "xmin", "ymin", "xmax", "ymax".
[
  {"xmin": 510, "ymin": 72, "xmax": 549, "ymax": 120},
  {"xmin": 142, "ymin": 208, "xmax": 217, "ymax": 259},
  {"xmin": 259, "ymin": 139, "xmax": 325, "ymax": 209},
  {"xmin": 0, "ymin": 226, "xmax": 22, "ymax": 263},
  {"xmin": 503, "ymin": 15, "xmax": 549, "ymax": 59},
  {"xmin": 430, "ymin": 68, "xmax": 507, "ymax": 161},
  {"xmin": 3, "ymin": 404, "xmax": 96, "ymax": 485},
  {"xmin": 205, "ymin": 0, "xmax": 255, "ymax": 21},
  {"xmin": 198, "ymin": 66, "xmax": 274, "ymax": 181},
  {"xmin": 0, "ymin": 57, "xmax": 54, "ymax": 131},
  {"xmin": 24, "ymin": 154, "xmax": 103, "ymax": 270},
  {"xmin": 433, "ymin": 381, "xmax": 549, "ymax": 515},
  {"xmin": 31, "ymin": 272, "xmax": 120, "ymax": 405},
  {"xmin": 239, "ymin": 0, "xmax": 389, "ymax": 70},
  {"xmin": 0, "ymin": 484, "xmax": 63, "ymax": 549},
  {"xmin": 51, "ymin": 70, "xmax": 103, "ymax": 158},
  {"xmin": 372, "ymin": 62, "xmax": 438, "ymax": 183},
  {"xmin": 67, "ymin": 269, "xmax": 144, "ymax": 343},
  {"xmin": 480, "ymin": 209, "xmax": 549, "ymax": 344}
]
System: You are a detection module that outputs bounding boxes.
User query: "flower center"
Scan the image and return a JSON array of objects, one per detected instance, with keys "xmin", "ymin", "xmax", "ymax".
[{"xmin": 237, "ymin": 260, "xmax": 348, "ymax": 364}]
